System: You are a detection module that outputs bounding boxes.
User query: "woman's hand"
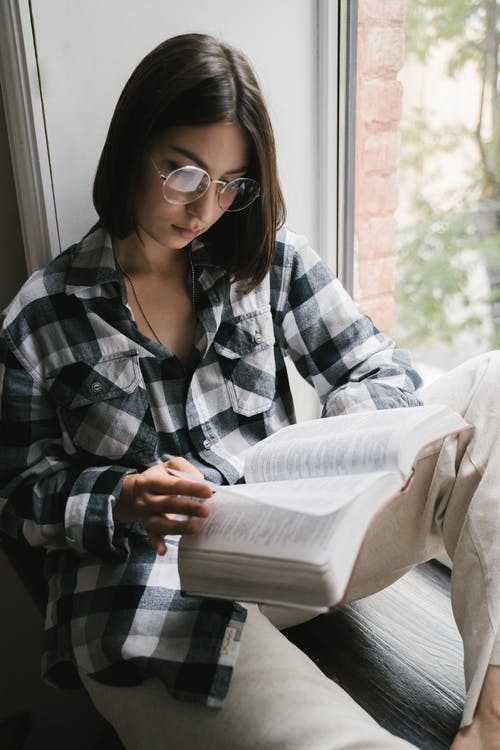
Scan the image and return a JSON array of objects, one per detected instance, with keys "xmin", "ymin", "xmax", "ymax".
[{"xmin": 114, "ymin": 457, "xmax": 212, "ymax": 555}]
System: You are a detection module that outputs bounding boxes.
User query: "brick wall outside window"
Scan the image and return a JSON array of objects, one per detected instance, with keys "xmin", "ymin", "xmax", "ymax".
[{"xmin": 353, "ymin": 0, "xmax": 406, "ymax": 333}]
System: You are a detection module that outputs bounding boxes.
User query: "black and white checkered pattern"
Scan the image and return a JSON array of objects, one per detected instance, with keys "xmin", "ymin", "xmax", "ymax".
[{"xmin": 0, "ymin": 225, "xmax": 422, "ymax": 705}]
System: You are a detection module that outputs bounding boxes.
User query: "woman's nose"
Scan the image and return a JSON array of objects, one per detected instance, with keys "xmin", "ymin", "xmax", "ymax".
[{"xmin": 187, "ymin": 184, "xmax": 221, "ymax": 223}]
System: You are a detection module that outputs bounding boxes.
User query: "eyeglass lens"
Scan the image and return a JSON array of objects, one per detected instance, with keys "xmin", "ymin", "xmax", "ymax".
[{"xmin": 162, "ymin": 166, "xmax": 259, "ymax": 212}]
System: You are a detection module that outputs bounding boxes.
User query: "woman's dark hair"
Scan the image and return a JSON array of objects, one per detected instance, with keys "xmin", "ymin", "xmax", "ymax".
[{"xmin": 93, "ymin": 33, "xmax": 286, "ymax": 289}]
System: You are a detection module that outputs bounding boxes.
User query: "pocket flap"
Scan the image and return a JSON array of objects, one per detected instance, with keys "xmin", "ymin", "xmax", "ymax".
[
  {"xmin": 48, "ymin": 350, "xmax": 141, "ymax": 409},
  {"xmin": 213, "ymin": 308, "xmax": 275, "ymax": 360}
]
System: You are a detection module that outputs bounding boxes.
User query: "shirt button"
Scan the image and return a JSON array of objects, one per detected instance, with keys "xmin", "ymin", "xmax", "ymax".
[
  {"xmin": 90, "ymin": 380, "xmax": 103, "ymax": 393},
  {"xmin": 253, "ymin": 332, "xmax": 263, "ymax": 345},
  {"xmin": 203, "ymin": 439, "xmax": 211, "ymax": 450}
]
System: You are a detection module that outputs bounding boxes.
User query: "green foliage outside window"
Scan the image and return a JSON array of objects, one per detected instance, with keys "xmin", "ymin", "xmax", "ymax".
[{"xmin": 392, "ymin": 0, "xmax": 500, "ymax": 349}]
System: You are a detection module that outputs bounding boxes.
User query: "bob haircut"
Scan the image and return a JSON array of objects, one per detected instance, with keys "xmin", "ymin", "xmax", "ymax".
[{"xmin": 93, "ymin": 33, "xmax": 286, "ymax": 289}]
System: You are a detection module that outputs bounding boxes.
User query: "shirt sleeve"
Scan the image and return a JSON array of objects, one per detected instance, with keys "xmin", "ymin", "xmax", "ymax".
[
  {"xmin": 274, "ymin": 232, "xmax": 423, "ymax": 416},
  {"xmin": 0, "ymin": 331, "xmax": 132, "ymax": 560}
]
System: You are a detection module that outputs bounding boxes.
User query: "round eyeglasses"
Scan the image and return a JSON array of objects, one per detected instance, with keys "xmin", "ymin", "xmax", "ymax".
[{"xmin": 150, "ymin": 157, "xmax": 260, "ymax": 212}]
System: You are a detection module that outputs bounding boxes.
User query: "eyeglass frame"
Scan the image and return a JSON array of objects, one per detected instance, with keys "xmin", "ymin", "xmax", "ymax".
[{"xmin": 149, "ymin": 156, "xmax": 260, "ymax": 213}]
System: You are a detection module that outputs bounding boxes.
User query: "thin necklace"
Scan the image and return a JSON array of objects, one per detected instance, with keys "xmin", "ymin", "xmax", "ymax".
[{"xmin": 115, "ymin": 249, "xmax": 196, "ymax": 347}]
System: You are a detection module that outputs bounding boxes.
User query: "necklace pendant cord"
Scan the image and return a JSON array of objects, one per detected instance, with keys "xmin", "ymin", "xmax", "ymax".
[{"xmin": 115, "ymin": 247, "xmax": 196, "ymax": 348}]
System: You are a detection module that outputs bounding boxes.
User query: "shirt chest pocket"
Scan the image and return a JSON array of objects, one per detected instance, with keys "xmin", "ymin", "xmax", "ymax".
[
  {"xmin": 47, "ymin": 351, "xmax": 157, "ymax": 463},
  {"xmin": 213, "ymin": 308, "xmax": 276, "ymax": 417}
]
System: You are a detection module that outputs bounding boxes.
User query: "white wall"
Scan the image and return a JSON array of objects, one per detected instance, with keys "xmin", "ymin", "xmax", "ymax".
[{"xmin": 30, "ymin": 0, "xmax": 319, "ymax": 253}]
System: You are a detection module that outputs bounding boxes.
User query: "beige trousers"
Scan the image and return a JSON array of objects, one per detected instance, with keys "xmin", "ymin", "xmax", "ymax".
[{"xmin": 80, "ymin": 352, "xmax": 500, "ymax": 749}]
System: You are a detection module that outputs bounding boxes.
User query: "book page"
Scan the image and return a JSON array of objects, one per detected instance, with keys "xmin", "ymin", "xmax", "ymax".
[
  {"xmin": 245, "ymin": 421, "xmax": 401, "ymax": 483},
  {"xmin": 244, "ymin": 404, "xmax": 466, "ymax": 483},
  {"xmin": 213, "ymin": 474, "xmax": 390, "ymax": 514},
  {"xmin": 180, "ymin": 471, "xmax": 401, "ymax": 563}
]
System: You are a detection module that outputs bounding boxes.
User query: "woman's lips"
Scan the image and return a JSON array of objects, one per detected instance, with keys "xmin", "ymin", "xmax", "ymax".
[{"xmin": 172, "ymin": 225, "xmax": 200, "ymax": 240}]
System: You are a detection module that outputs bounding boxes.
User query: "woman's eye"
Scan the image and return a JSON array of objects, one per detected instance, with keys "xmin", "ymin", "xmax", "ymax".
[{"xmin": 157, "ymin": 159, "xmax": 178, "ymax": 174}]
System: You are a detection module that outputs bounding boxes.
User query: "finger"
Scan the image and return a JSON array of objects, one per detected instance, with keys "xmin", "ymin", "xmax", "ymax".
[
  {"xmin": 144, "ymin": 514, "xmax": 203, "ymax": 538},
  {"xmin": 135, "ymin": 470, "xmax": 212, "ymax": 501},
  {"xmin": 162, "ymin": 473, "xmax": 213, "ymax": 499},
  {"xmin": 138, "ymin": 494, "xmax": 211, "ymax": 518},
  {"xmin": 148, "ymin": 530, "xmax": 167, "ymax": 556},
  {"xmin": 164, "ymin": 456, "xmax": 204, "ymax": 480}
]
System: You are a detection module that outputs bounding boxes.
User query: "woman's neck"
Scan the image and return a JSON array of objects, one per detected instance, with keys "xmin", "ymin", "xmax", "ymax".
[{"xmin": 113, "ymin": 232, "xmax": 189, "ymax": 278}]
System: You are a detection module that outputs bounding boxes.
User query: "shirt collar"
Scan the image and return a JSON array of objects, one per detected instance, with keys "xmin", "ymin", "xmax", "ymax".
[
  {"xmin": 64, "ymin": 226, "xmax": 227, "ymax": 297},
  {"xmin": 64, "ymin": 226, "xmax": 120, "ymax": 295}
]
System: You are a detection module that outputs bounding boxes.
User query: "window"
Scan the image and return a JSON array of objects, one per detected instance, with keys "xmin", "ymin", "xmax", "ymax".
[{"xmin": 349, "ymin": 0, "xmax": 499, "ymax": 383}]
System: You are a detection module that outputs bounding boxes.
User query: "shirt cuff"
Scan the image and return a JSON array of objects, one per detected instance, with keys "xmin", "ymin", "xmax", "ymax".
[{"xmin": 64, "ymin": 465, "xmax": 137, "ymax": 560}]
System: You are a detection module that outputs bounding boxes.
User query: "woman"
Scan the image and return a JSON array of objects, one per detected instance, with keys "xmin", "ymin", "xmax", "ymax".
[{"xmin": 0, "ymin": 33, "xmax": 499, "ymax": 750}]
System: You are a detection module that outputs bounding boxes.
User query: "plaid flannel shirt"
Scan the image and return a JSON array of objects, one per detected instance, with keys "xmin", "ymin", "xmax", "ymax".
[{"xmin": 0, "ymin": 225, "xmax": 422, "ymax": 705}]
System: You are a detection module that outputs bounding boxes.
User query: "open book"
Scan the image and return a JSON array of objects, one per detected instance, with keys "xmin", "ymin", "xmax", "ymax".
[{"xmin": 178, "ymin": 404, "xmax": 470, "ymax": 611}]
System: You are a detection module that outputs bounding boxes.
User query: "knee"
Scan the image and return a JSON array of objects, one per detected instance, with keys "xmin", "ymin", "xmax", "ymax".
[
  {"xmin": 454, "ymin": 350, "xmax": 500, "ymax": 415},
  {"xmin": 421, "ymin": 350, "xmax": 500, "ymax": 411},
  {"xmin": 467, "ymin": 350, "xmax": 500, "ymax": 385},
  {"xmin": 485, "ymin": 349, "xmax": 500, "ymax": 369}
]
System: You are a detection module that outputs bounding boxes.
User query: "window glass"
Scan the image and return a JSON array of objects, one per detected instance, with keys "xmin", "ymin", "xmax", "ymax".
[{"xmin": 352, "ymin": 0, "xmax": 499, "ymax": 384}]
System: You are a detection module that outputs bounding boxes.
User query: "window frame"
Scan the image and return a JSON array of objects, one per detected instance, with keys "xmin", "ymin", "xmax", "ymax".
[{"xmin": 336, "ymin": 0, "xmax": 358, "ymax": 296}]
